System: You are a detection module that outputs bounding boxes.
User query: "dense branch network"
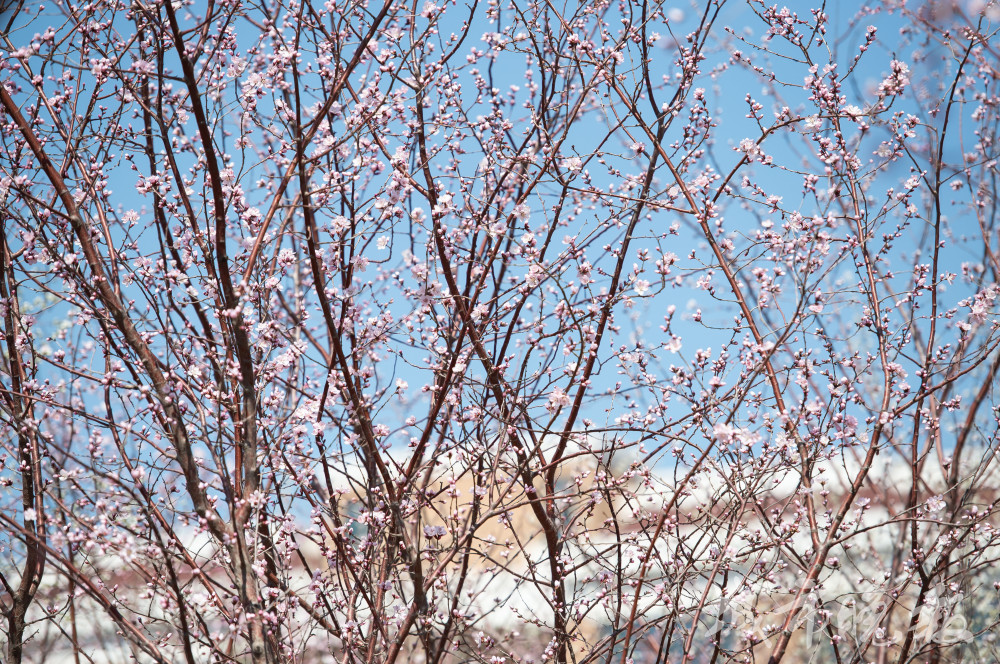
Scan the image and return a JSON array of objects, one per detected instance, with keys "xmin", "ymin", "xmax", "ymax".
[{"xmin": 1, "ymin": 1, "xmax": 999, "ymax": 664}]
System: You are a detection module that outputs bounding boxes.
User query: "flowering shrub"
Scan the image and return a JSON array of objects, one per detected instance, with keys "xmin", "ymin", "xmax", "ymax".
[{"xmin": 1, "ymin": 1, "xmax": 1000, "ymax": 663}]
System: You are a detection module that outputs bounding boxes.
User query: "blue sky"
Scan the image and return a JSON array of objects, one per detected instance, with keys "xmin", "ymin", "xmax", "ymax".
[{"xmin": 2, "ymin": 0, "xmax": 997, "ymax": 477}]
